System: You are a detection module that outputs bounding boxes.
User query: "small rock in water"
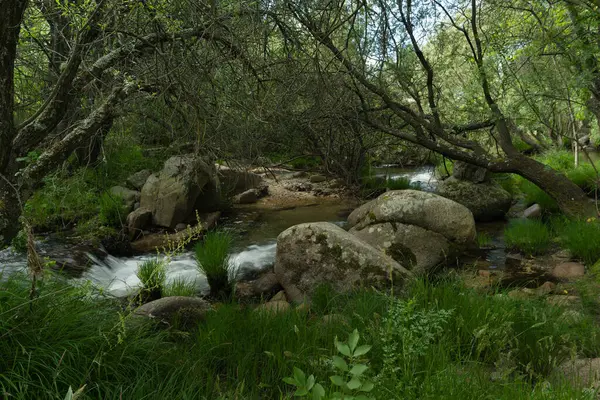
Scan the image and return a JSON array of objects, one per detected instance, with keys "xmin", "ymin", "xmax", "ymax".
[
  {"xmin": 551, "ymin": 262, "xmax": 585, "ymax": 280},
  {"xmin": 522, "ymin": 204, "xmax": 542, "ymax": 219},
  {"xmin": 234, "ymin": 189, "xmax": 259, "ymax": 204}
]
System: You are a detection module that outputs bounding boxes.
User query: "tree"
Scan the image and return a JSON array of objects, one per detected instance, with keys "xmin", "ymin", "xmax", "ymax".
[
  {"xmin": 282, "ymin": 0, "xmax": 594, "ymax": 217},
  {"xmin": 0, "ymin": 0, "xmax": 259, "ymax": 244}
]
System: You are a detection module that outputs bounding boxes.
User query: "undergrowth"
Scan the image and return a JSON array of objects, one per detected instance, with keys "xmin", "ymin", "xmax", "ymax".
[{"xmin": 1, "ymin": 273, "xmax": 599, "ymax": 399}]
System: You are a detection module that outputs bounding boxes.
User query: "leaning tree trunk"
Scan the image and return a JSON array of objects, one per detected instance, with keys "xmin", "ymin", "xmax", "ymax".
[{"xmin": 504, "ymin": 154, "xmax": 596, "ymax": 217}]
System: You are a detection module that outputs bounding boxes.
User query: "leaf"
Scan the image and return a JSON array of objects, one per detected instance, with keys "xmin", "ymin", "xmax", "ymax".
[
  {"xmin": 330, "ymin": 375, "xmax": 346, "ymax": 387},
  {"xmin": 306, "ymin": 374, "xmax": 315, "ymax": 391},
  {"xmin": 312, "ymin": 383, "xmax": 326, "ymax": 400},
  {"xmin": 359, "ymin": 381, "xmax": 374, "ymax": 392},
  {"xmin": 64, "ymin": 387, "xmax": 74, "ymax": 400},
  {"xmin": 293, "ymin": 367, "xmax": 307, "ymax": 385},
  {"xmin": 347, "ymin": 377, "xmax": 362, "ymax": 390},
  {"xmin": 354, "ymin": 395, "xmax": 371, "ymax": 400},
  {"xmin": 348, "ymin": 329, "xmax": 360, "ymax": 353},
  {"xmin": 349, "ymin": 364, "xmax": 369, "ymax": 376},
  {"xmin": 352, "ymin": 345, "xmax": 372, "ymax": 357},
  {"xmin": 295, "ymin": 387, "xmax": 310, "ymax": 397},
  {"xmin": 283, "ymin": 377, "xmax": 298, "ymax": 386},
  {"xmin": 332, "ymin": 355, "xmax": 348, "ymax": 372},
  {"xmin": 335, "ymin": 338, "xmax": 351, "ymax": 357}
]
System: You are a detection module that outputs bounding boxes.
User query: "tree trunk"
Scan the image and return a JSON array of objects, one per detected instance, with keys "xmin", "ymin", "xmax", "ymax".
[{"xmin": 504, "ymin": 154, "xmax": 595, "ymax": 217}]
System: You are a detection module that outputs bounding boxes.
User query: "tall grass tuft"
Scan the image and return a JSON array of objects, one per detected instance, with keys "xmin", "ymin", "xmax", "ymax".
[
  {"xmin": 137, "ymin": 258, "xmax": 166, "ymax": 301},
  {"xmin": 559, "ymin": 219, "xmax": 600, "ymax": 265},
  {"xmin": 164, "ymin": 277, "xmax": 197, "ymax": 297},
  {"xmin": 504, "ymin": 219, "xmax": 551, "ymax": 256},
  {"xmin": 195, "ymin": 230, "xmax": 234, "ymax": 300}
]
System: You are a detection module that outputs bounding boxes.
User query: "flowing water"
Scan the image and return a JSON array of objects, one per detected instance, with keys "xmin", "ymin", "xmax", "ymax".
[{"xmin": 0, "ymin": 165, "xmax": 517, "ymax": 296}]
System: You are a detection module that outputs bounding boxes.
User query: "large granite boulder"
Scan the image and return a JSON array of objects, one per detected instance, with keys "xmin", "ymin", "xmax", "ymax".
[
  {"xmin": 350, "ymin": 222, "xmax": 450, "ymax": 275},
  {"xmin": 347, "ymin": 190, "xmax": 476, "ymax": 273},
  {"xmin": 348, "ymin": 190, "xmax": 476, "ymax": 243},
  {"xmin": 274, "ymin": 222, "xmax": 410, "ymax": 303},
  {"xmin": 436, "ymin": 177, "xmax": 512, "ymax": 221},
  {"xmin": 134, "ymin": 296, "xmax": 212, "ymax": 327},
  {"xmin": 140, "ymin": 155, "xmax": 216, "ymax": 228},
  {"xmin": 126, "ymin": 169, "xmax": 152, "ymax": 190}
]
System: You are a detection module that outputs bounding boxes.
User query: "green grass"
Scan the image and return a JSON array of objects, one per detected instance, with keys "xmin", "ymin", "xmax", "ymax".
[
  {"xmin": 504, "ymin": 219, "xmax": 552, "ymax": 256},
  {"xmin": 164, "ymin": 277, "xmax": 197, "ymax": 297},
  {"xmin": 476, "ymin": 232, "xmax": 493, "ymax": 248},
  {"xmin": 23, "ymin": 137, "xmax": 161, "ymax": 233},
  {"xmin": 98, "ymin": 192, "xmax": 126, "ymax": 228},
  {"xmin": 567, "ymin": 163, "xmax": 599, "ymax": 194},
  {"xmin": 195, "ymin": 231, "xmax": 235, "ymax": 300},
  {"xmin": 517, "ymin": 178, "xmax": 559, "ymax": 211},
  {"xmin": 1, "ymin": 274, "xmax": 599, "ymax": 399},
  {"xmin": 137, "ymin": 259, "xmax": 166, "ymax": 301},
  {"xmin": 558, "ymin": 219, "xmax": 600, "ymax": 265}
]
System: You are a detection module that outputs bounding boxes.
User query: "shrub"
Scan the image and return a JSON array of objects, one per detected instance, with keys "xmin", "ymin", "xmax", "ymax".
[
  {"xmin": 10, "ymin": 229, "xmax": 27, "ymax": 254},
  {"xmin": 164, "ymin": 277, "xmax": 197, "ymax": 297},
  {"xmin": 195, "ymin": 230, "xmax": 234, "ymax": 300},
  {"xmin": 98, "ymin": 192, "xmax": 126, "ymax": 227},
  {"xmin": 137, "ymin": 258, "xmax": 166, "ymax": 301},
  {"xmin": 435, "ymin": 157, "xmax": 454, "ymax": 178},
  {"xmin": 559, "ymin": 219, "xmax": 600, "ymax": 265},
  {"xmin": 504, "ymin": 219, "xmax": 551, "ymax": 256}
]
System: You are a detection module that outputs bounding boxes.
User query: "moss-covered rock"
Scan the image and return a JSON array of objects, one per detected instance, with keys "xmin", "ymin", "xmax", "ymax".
[
  {"xmin": 274, "ymin": 222, "xmax": 410, "ymax": 303},
  {"xmin": 436, "ymin": 177, "xmax": 512, "ymax": 222}
]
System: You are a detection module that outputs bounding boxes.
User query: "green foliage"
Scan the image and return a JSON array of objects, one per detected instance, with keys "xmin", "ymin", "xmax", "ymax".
[
  {"xmin": 379, "ymin": 298, "xmax": 453, "ymax": 385},
  {"xmin": 10, "ymin": 229, "xmax": 27, "ymax": 254},
  {"xmin": 493, "ymin": 173, "xmax": 519, "ymax": 196},
  {"xmin": 517, "ymin": 178, "xmax": 559, "ymax": 211},
  {"xmin": 98, "ymin": 192, "xmax": 126, "ymax": 228},
  {"xmin": 567, "ymin": 163, "xmax": 599, "ymax": 194},
  {"xmin": 1, "ymin": 273, "xmax": 599, "ymax": 399},
  {"xmin": 534, "ymin": 149, "xmax": 575, "ymax": 172},
  {"xmin": 504, "ymin": 219, "xmax": 551, "ymax": 256},
  {"xmin": 284, "ymin": 329, "xmax": 375, "ymax": 400},
  {"xmin": 435, "ymin": 157, "xmax": 454, "ymax": 178},
  {"xmin": 137, "ymin": 259, "xmax": 166, "ymax": 300},
  {"xmin": 476, "ymin": 232, "xmax": 492, "ymax": 248},
  {"xmin": 195, "ymin": 231, "xmax": 234, "ymax": 299},
  {"xmin": 164, "ymin": 277, "xmax": 197, "ymax": 297},
  {"xmin": 558, "ymin": 219, "xmax": 600, "ymax": 265},
  {"xmin": 24, "ymin": 171, "xmax": 98, "ymax": 229}
]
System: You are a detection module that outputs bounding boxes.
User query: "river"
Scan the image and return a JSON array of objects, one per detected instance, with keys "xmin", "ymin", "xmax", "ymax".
[{"xmin": 0, "ymin": 164, "xmax": 510, "ymax": 297}]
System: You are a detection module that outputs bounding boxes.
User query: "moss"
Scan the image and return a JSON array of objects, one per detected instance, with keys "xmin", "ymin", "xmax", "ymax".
[
  {"xmin": 315, "ymin": 233, "xmax": 328, "ymax": 245},
  {"xmin": 387, "ymin": 242, "xmax": 417, "ymax": 269}
]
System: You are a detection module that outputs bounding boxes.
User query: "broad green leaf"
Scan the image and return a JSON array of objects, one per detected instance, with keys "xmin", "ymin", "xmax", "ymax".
[
  {"xmin": 283, "ymin": 377, "xmax": 298, "ymax": 386},
  {"xmin": 293, "ymin": 367, "xmax": 306, "ymax": 385},
  {"xmin": 359, "ymin": 381, "xmax": 374, "ymax": 392},
  {"xmin": 306, "ymin": 374, "xmax": 315, "ymax": 391},
  {"xmin": 348, "ymin": 329, "xmax": 360, "ymax": 352},
  {"xmin": 335, "ymin": 338, "xmax": 351, "ymax": 357},
  {"xmin": 352, "ymin": 345, "xmax": 372, "ymax": 357},
  {"xmin": 332, "ymin": 355, "xmax": 348, "ymax": 372},
  {"xmin": 312, "ymin": 383, "xmax": 326, "ymax": 400},
  {"xmin": 295, "ymin": 387, "xmax": 309, "ymax": 396},
  {"xmin": 330, "ymin": 375, "xmax": 346, "ymax": 387},
  {"xmin": 347, "ymin": 377, "xmax": 362, "ymax": 390},
  {"xmin": 349, "ymin": 364, "xmax": 368, "ymax": 376}
]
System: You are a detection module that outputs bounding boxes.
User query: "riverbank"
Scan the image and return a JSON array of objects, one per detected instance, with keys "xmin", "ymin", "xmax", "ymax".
[{"xmin": 2, "ymin": 271, "xmax": 599, "ymax": 399}]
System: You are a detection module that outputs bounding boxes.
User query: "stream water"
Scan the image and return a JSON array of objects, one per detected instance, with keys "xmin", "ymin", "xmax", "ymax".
[{"xmin": 0, "ymin": 165, "xmax": 510, "ymax": 297}]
